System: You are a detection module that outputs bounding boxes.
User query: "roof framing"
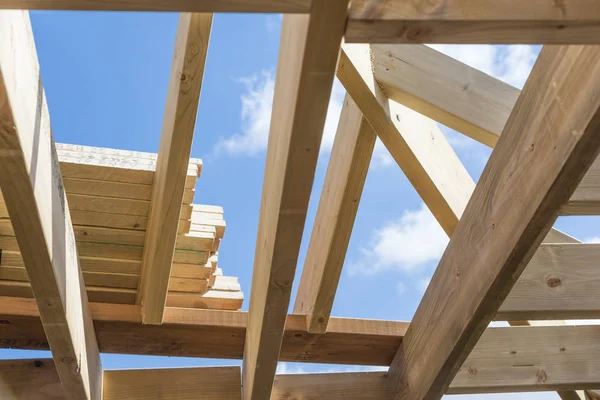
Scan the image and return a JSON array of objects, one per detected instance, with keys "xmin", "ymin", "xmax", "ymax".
[
  {"xmin": 0, "ymin": 10, "xmax": 101, "ymax": 399},
  {"xmin": 387, "ymin": 44, "xmax": 600, "ymax": 400},
  {"xmin": 1, "ymin": 2, "xmax": 600, "ymax": 399}
]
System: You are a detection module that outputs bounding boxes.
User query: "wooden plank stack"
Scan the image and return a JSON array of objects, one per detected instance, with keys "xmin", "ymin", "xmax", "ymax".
[{"xmin": 0, "ymin": 143, "xmax": 243, "ymax": 310}]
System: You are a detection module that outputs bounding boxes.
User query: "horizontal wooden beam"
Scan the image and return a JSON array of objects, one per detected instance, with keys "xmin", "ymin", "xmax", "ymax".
[
  {"xmin": 346, "ymin": 0, "xmax": 600, "ymax": 44},
  {"xmin": 3, "ymin": 325, "xmax": 600, "ymax": 398},
  {"xmin": 371, "ymin": 44, "xmax": 600, "ymax": 215},
  {"xmin": 0, "ymin": 360, "xmax": 241, "ymax": 400},
  {"xmin": 0, "ymin": 296, "xmax": 409, "ymax": 365},
  {"xmin": 497, "ymin": 243, "xmax": 600, "ymax": 320},
  {"xmin": 0, "ymin": 0, "xmax": 309, "ymax": 12},
  {"xmin": 275, "ymin": 324, "xmax": 600, "ymax": 396},
  {"xmin": 103, "ymin": 366, "xmax": 241, "ymax": 400}
]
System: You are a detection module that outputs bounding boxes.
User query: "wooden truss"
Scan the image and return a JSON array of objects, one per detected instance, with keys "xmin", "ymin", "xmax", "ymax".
[{"xmin": 1, "ymin": 2, "xmax": 600, "ymax": 399}]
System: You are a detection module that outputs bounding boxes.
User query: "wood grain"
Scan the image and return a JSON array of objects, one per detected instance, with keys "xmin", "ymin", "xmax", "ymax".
[
  {"xmin": 242, "ymin": 2, "xmax": 349, "ymax": 398},
  {"xmin": 387, "ymin": 45, "xmax": 600, "ymax": 400},
  {"xmin": 103, "ymin": 367, "xmax": 242, "ymax": 400},
  {"xmin": 338, "ymin": 44, "xmax": 475, "ymax": 236},
  {"xmin": 138, "ymin": 13, "xmax": 212, "ymax": 324},
  {"xmin": 370, "ymin": 44, "xmax": 600, "ymax": 215},
  {"xmin": 294, "ymin": 94, "xmax": 376, "ymax": 333},
  {"xmin": 0, "ymin": 10, "xmax": 101, "ymax": 399},
  {"xmin": 0, "ymin": 0, "xmax": 310, "ymax": 12},
  {"xmin": 346, "ymin": 0, "xmax": 600, "ymax": 44}
]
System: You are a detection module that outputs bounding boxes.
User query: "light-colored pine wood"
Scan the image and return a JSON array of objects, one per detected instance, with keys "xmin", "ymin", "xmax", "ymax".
[
  {"xmin": 370, "ymin": 44, "xmax": 517, "ymax": 147},
  {"xmin": 138, "ymin": 13, "xmax": 213, "ymax": 324},
  {"xmin": 168, "ymin": 276, "xmax": 208, "ymax": 293},
  {"xmin": 497, "ymin": 243, "xmax": 600, "ymax": 320},
  {"xmin": 293, "ymin": 94, "xmax": 376, "ymax": 333},
  {"xmin": 167, "ymin": 289, "xmax": 243, "ymax": 310},
  {"xmin": 0, "ymin": 280, "xmax": 137, "ymax": 304},
  {"xmin": 242, "ymin": 2, "xmax": 349, "ymax": 398},
  {"xmin": 337, "ymin": 44, "xmax": 475, "ymax": 236},
  {"xmin": 0, "ymin": 0, "xmax": 309, "ymax": 12},
  {"xmin": 371, "ymin": 44, "xmax": 600, "ymax": 215},
  {"xmin": 346, "ymin": 0, "xmax": 600, "ymax": 44},
  {"xmin": 0, "ymin": 295, "xmax": 409, "ymax": 364},
  {"xmin": 387, "ymin": 45, "xmax": 600, "ymax": 400},
  {"xmin": 274, "ymin": 325, "xmax": 600, "ymax": 396},
  {"xmin": 103, "ymin": 366, "xmax": 242, "ymax": 400},
  {"xmin": 0, "ymin": 10, "xmax": 101, "ymax": 399}
]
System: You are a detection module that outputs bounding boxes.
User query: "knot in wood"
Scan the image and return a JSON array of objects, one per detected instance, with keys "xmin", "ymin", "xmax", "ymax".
[
  {"xmin": 536, "ymin": 369, "xmax": 547, "ymax": 383},
  {"xmin": 546, "ymin": 277, "xmax": 562, "ymax": 288}
]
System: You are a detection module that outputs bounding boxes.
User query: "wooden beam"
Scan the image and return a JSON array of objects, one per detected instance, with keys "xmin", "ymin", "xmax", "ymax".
[
  {"xmin": 274, "ymin": 326, "xmax": 600, "ymax": 397},
  {"xmin": 5, "ymin": 326, "xmax": 600, "ymax": 400},
  {"xmin": 387, "ymin": 45, "xmax": 600, "ymax": 400},
  {"xmin": 497, "ymin": 243, "xmax": 600, "ymax": 321},
  {"xmin": 5, "ymin": 323, "xmax": 600, "ymax": 399},
  {"xmin": 346, "ymin": 0, "xmax": 600, "ymax": 44},
  {"xmin": 293, "ymin": 94, "xmax": 376, "ymax": 333},
  {"xmin": 242, "ymin": 2, "xmax": 349, "ymax": 399},
  {"xmin": 337, "ymin": 44, "xmax": 474, "ymax": 236},
  {"xmin": 138, "ymin": 12, "xmax": 212, "ymax": 324},
  {"xmin": 0, "ymin": 10, "xmax": 101, "ymax": 399},
  {"xmin": 0, "ymin": 296, "xmax": 409, "ymax": 365},
  {"xmin": 371, "ymin": 44, "xmax": 600, "ymax": 215},
  {"xmin": 103, "ymin": 366, "xmax": 241, "ymax": 400},
  {"xmin": 370, "ymin": 44, "xmax": 516, "ymax": 147},
  {"xmin": 0, "ymin": 0, "xmax": 310, "ymax": 12}
]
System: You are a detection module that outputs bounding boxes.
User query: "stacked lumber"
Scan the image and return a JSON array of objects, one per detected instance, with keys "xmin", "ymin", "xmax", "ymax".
[{"xmin": 0, "ymin": 144, "xmax": 243, "ymax": 310}]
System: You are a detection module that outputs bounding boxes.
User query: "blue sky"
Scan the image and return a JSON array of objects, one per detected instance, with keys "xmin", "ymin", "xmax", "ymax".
[{"xmin": 2, "ymin": 11, "xmax": 599, "ymax": 399}]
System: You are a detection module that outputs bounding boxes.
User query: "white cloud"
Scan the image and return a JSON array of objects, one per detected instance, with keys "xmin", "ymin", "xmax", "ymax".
[
  {"xmin": 584, "ymin": 236, "xmax": 600, "ymax": 243},
  {"xmin": 396, "ymin": 281, "xmax": 406, "ymax": 296},
  {"xmin": 214, "ymin": 71, "xmax": 275, "ymax": 156},
  {"xmin": 349, "ymin": 203, "xmax": 448, "ymax": 276},
  {"xmin": 214, "ymin": 73, "xmax": 346, "ymax": 157}
]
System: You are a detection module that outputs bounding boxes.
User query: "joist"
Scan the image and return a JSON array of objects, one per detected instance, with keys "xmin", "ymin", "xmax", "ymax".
[
  {"xmin": 345, "ymin": 0, "xmax": 600, "ymax": 44},
  {"xmin": 3, "ymin": 324, "xmax": 600, "ymax": 396},
  {"xmin": 242, "ymin": 1, "xmax": 349, "ymax": 398},
  {"xmin": 0, "ymin": 0, "xmax": 310, "ymax": 12},
  {"xmin": 370, "ymin": 44, "xmax": 600, "ymax": 215},
  {"xmin": 387, "ymin": 45, "xmax": 600, "ymax": 400},
  {"xmin": 0, "ymin": 10, "xmax": 101, "ymax": 399},
  {"xmin": 138, "ymin": 12, "xmax": 212, "ymax": 324},
  {"xmin": 337, "ymin": 44, "xmax": 475, "ymax": 236},
  {"xmin": 274, "ymin": 324, "xmax": 600, "ymax": 397},
  {"xmin": 294, "ymin": 94, "xmax": 376, "ymax": 333},
  {"xmin": 497, "ymin": 243, "xmax": 600, "ymax": 320},
  {"xmin": 0, "ymin": 296, "xmax": 409, "ymax": 365},
  {"xmin": 0, "ymin": 360, "xmax": 242, "ymax": 400}
]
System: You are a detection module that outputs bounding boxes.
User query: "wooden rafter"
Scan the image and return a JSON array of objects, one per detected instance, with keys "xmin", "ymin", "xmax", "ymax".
[
  {"xmin": 346, "ymin": 0, "xmax": 600, "ymax": 44},
  {"xmin": 0, "ymin": 10, "xmax": 101, "ymax": 399},
  {"xmin": 387, "ymin": 45, "xmax": 600, "ymax": 400},
  {"xmin": 371, "ymin": 44, "xmax": 600, "ymax": 216},
  {"xmin": 293, "ymin": 94, "xmax": 376, "ymax": 333},
  {"xmin": 242, "ymin": 2, "xmax": 349, "ymax": 397},
  {"xmin": 0, "ymin": 0, "xmax": 310, "ymax": 12},
  {"xmin": 138, "ymin": 12, "xmax": 212, "ymax": 324},
  {"xmin": 337, "ymin": 44, "xmax": 474, "ymax": 236}
]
